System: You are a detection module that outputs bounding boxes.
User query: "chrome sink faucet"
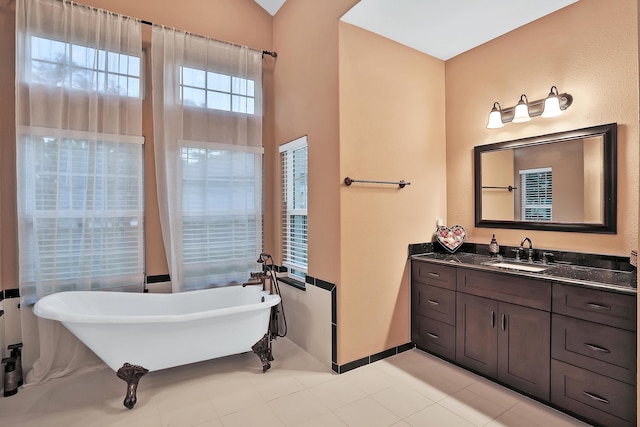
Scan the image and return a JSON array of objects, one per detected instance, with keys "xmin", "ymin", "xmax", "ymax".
[{"xmin": 520, "ymin": 237, "xmax": 533, "ymax": 262}]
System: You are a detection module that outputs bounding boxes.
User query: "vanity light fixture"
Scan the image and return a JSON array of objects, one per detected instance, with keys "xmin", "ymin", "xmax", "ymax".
[{"xmin": 486, "ymin": 86, "xmax": 573, "ymax": 129}]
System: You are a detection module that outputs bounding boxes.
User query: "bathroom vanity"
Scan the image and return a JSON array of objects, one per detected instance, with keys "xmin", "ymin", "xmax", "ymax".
[{"xmin": 411, "ymin": 250, "xmax": 637, "ymax": 427}]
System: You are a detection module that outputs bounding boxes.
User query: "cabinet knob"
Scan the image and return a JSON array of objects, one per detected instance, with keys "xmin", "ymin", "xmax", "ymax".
[
  {"xmin": 427, "ymin": 299, "xmax": 440, "ymax": 306},
  {"xmin": 426, "ymin": 332, "xmax": 439, "ymax": 340},
  {"xmin": 428, "ymin": 272, "xmax": 440, "ymax": 278}
]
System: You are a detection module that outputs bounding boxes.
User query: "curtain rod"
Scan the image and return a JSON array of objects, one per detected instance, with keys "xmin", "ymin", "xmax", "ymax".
[
  {"xmin": 140, "ymin": 19, "xmax": 277, "ymax": 59},
  {"xmin": 48, "ymin": 3, "xmax": 277, "ymax": 59}
]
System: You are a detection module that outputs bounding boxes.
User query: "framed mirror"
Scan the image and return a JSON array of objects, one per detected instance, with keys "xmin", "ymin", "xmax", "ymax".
[{"xmin": 474, "ymin": 123, "xmax": 617, "ymax": 233}]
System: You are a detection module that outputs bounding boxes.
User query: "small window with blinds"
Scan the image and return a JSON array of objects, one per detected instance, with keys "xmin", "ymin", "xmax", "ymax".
[
  {"xmin": 280, "ymin": 136, "xmax": 308, "ymax": 281},
  {"xmin": 520, "ymin": 167, "xmax": 552, "ymax": 221}
]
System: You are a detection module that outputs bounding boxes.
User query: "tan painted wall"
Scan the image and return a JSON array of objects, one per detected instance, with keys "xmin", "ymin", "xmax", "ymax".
[
  {"xmin": 446, "ymin": 0, "xmax": 639, "ymax": 255},
  {"xmin": 272, "ymin": 0, "xmax": 358, "ymax": 286},
  {"xmin": 0, "ymin": 0, "xmax": 274, "ymax": 288},
  {"xmin": 481, "ymin": 149, "xmax": 515, "ymax": 221},
  {"xmin": 338, "ymin": 23, "xmax": 446, "ymax": 363}
]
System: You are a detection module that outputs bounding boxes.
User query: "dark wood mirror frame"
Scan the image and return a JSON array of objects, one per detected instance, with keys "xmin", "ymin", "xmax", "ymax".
[{"xmin": 474, "ymin": 123, "xmax": 617, "ymax": 233}]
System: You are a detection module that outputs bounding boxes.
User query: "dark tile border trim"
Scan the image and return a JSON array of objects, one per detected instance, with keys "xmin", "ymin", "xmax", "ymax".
[
  {"xmin": 4, "ymin": 289, "xmax": 20, "ymax": 299},
  {"xmin": 332, "ymin": 342, "xmax": 415, "ymax": 374},
  {"xmin": 0, "ymin": 291, "xmax": 4, "ymax": 302},
  {"xmin": 277, "ymin": 277, "xmax": 306, "ymax": 291},
  {"xmin": 146, "ymin": 274, "xmax": 171, "ymax": 284}
]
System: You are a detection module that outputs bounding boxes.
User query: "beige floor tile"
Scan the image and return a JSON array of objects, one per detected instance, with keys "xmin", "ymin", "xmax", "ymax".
[
  {"xmin": 405, "ymin": 403, "xmax": 476, "ymax": 427},
  {"xmin": 371, "ymin": 383, "xmax": 435, "ymax": 418},
  {"xmin": 254, "ymin": 375, "xmax": 305, "ymax": 401},
  {"xmin": 1, "ymin": 339, "xmax": 595, "ymax": 427},
  {"xmin": 293, "ymin": 411, "xmax": 348, "ymax": 427},
  {"xmin": 484, "ymin": 409, "xmax": 545, "ymax": 427},
  {"xmin": 508, "ymin": 400, "xmax": 590, "ymax": 426},
  {"xmin": 210, "ymin": 387, "xmax": 264, "ymax": 417},
  {"xmin": 343, "ymin": 364, "xmax": 399, "ymax": 395},
  {"xmin": 439, "ymin": 387, "xmax": 509, "ymax": 425},
  {"xmin": 194, "ymin": 419, "xmax": 224, "ymax": 427},
  {"xmin": 333, "ymin": 396, "xmax": 400, "ymax": 427},
  {"xmin": 400, "ymin": 369, "xmax": 470, "ymax": 402},
  {"xmin": 157, "ymin": 399, "xmax": 218, "ymax": 427},
  {"xmin": 463, "ymin": 378, "xmax": 523, "ymax": 411},
  {"xmin": 390, "ymin": 421, "xmax": 412, "ymax": 427},
  {"xmin": 220, "ymin": 402, "xmax": 284, "ymax": 427},
  {"xmin": 308, "ymin": 376, "xmax": 367, "ymax": 410},
  {"xmin": 268, "ymin": 389, "xmax": 329, "ymax": 426}
]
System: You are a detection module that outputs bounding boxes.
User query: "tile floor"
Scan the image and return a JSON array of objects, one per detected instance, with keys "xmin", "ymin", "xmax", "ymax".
[{"xmin": 0, "ymin": 338, "xmax": 591, "ymax": 426}]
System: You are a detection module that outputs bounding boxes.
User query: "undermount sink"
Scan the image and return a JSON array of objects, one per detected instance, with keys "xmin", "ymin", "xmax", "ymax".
[{"xmin": 484, "ymin": 262, "xmax": 548, "ymax": 273}]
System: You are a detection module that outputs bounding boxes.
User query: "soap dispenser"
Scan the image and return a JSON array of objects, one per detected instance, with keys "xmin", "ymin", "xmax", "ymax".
[
  {"xmin": 8, "ymin": 343, "xmax": 23, "ymax": 387},
  {"xmin": 2, "ymin": 357, "xmax": 18, "ymax": 397},
  {"xmin": 489, "ymin": 234, "xmax": 500, "ymax": 256}
]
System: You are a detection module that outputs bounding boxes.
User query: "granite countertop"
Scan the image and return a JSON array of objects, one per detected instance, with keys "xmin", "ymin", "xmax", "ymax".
[{"xmin": 411, "ymin": 251, "xmax": 637, "ymax": 295}]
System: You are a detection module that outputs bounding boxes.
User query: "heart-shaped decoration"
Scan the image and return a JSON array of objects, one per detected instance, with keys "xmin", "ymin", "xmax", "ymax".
[{"xmin": 435, "ymin": 225, "xmax": 466, "ymax": 253}]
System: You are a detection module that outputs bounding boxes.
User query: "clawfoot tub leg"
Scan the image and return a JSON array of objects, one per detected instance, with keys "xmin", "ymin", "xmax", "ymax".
[
  {"xmin": 116, "ymin": 363, "xmax": 149, "ymax": 409},
  {"xmin": 252, "ymin": 334, "xmax": 273, "ymax": 372}
]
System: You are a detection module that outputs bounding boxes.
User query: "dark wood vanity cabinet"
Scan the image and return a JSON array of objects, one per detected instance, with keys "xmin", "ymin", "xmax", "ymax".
[
  {"xmin": 455, "ymin": 269, "xmax": 551, "ymax": 400},
  {"xmin": 550, "ymin": 284, "xmax": 637, "ymax": 427},
  {"xmin": 411, "ymin": 263, "xmax": 456, "ymax": 361},
  {"xmin": 411, "ymin": 258, "xmax": 637, "ymax": 427}
]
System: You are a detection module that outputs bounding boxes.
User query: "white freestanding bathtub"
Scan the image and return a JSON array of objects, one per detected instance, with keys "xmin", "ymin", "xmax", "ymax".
[{"xmin": 34, "ymin": 285, "xmax": 280, "ymax": 408}]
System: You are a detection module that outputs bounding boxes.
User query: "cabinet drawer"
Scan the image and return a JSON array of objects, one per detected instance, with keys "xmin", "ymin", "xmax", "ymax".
[
  {"xmin": 552, "ymin": 284, "xmax": 636, "ymax": 331},
  {"xmin": 457, "ymin": 268, "xmax": 551, "ymax": 311},
  {"xmin": 412, "ymin": 314, "xmax": 456, "ymax": 361},
  {"xmin": 412, "ymin": 262, "xmax": 456, "ymax": 290},
  {"xmin": 551, "ymin": 359, "xmax": 637, "ymax": 427},
  {"xmin": 552, "ymin": 314, "xmax": 636, "ymax": 384},
  {"xmin": 412, "ymin": 283, "xmax": 456, "ymax": 326}
]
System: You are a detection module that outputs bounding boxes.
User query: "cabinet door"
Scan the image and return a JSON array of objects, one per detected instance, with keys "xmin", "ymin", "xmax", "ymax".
[
  {"xmin": 456, "ymin": 293, "xmax": 498, "ymax": 377},
  {"xmin": 498, "ymin": 302, "xmax": 550, "ymax": 400}
]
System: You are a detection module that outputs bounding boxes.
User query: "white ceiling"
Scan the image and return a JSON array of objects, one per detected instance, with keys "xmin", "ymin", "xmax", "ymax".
[
  {"xmin": 255, "ymin": 0, "xmax": 579, "ymax": 61},
  {"xmin": 254, "ymin": 0, "xmax": 286, "ymax": 16}
]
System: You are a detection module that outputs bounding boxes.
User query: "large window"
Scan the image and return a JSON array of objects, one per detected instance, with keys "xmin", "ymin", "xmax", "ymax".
[
  {"xmin": 152, "ymin": 26, "xmax": 263, "ymax": 293},
  {"xmin": 29, "ymin": 36, "xmax": 141, "ymax": 97},
  {"xmin": 520, "ymin": 167, "xmax": 553, "ymax": 221},
  {"xmin": 18, "ymin": 129, "xmax": 144, "ymax": 304},
  {"xmin": 280, "ymin": 136, "xmax": 308, "ymax": 280},
  {"xmin": 180, "ymin": 142, "xmax": 263, "ymax": 288},
  {"xmin": 16, "ymin": 0, "xmax": 144, "ymax": 304}
]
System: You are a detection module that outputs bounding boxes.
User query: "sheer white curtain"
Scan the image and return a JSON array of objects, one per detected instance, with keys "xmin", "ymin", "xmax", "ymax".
[
  {"xmin": 16, "ymin": 0, "xmax": 144, "ymax": 305},
  {"xmin": 15, "ymin": 0, "xmax": 143, "ymax": 383},
  {"xmin": 152, "ymin": 26, "xmax": 263, "ymax": 293}
]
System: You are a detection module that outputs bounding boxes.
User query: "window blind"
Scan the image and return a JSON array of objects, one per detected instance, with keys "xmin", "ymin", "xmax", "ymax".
[
  {"xmin": 280, "ymin": 137, "xmax": 308, "ymax": 279},
  {"xmin": 180, "ymin": 142, "xmax": 263, "ymax": 289},
  {"xmin": 520, "ymin": 167, "xmax": 553, "ymax": 221},
  {"xmin": 18, "ymin": 131, "xmax": 145, "ymax": 304}
]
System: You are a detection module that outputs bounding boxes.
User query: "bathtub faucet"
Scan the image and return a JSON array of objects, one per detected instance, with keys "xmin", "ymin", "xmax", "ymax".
[{"xmin": 242, "ymin": 272, "xmax": 268, "ymax": 289}]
